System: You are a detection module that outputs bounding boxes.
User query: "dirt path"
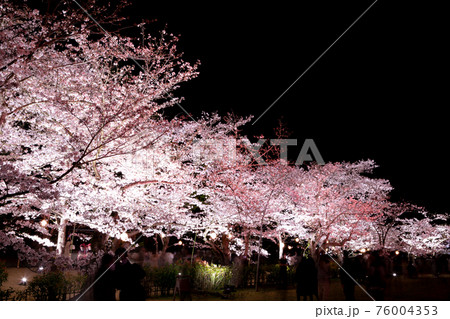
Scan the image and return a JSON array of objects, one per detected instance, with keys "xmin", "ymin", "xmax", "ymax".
[{"xmin": 2, "ymin": 267, "xmax": 39, "ymax": 291}]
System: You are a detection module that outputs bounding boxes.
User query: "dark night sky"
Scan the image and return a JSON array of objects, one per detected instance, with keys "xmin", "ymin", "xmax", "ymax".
[{"xmin": 127, "ymin": 0, "xmax": 448, "ymax": 214}]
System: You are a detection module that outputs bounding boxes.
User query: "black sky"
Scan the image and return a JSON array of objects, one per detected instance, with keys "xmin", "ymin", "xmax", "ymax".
[{"xmin": 126, "ymin": 0, "xmax": 448, "ymax": 214}]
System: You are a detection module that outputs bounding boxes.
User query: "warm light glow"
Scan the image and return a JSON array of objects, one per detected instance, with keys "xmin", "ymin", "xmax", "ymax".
[
  {"xmin": 227, "ymin": 233, "xmax": 232, "ymax": 239},
  {"xmin": 40, "ymin": 219, "xmax": 48, "ymax": 227},
  {"xmin": 209, "ymin": 232, "xmax": 217, "ymax": 240},
  {"xmin": 38, "ymin": 266, "xmax": 44, "ymax": 271},
  {"xmin": 178, "ymin": 240, "xmax": 183, "ymax": 245},
  {"xmin": 287, "ymin": 245, "xmax": 293, "ymax": 250},
  {"xmin": 360, "ymin": 248, "xmax": 366, "ymax": 253},
  {"xmin": 393, "ymin": 273, "xmax": 397, "ymax": 277},
  {"xmin": 120, "ymin": 232, "xmax": 128, "ymax": 241},
  {"xmin": 295, "ymin": 238, "xmax": 300, "ymax": 243},
  {"xmin": 21, "ymin": 277, "xmax": 27, "ymax": 283},
  {"xmin": 395, "ymin": 250, "xmax": 400, "ymax": 255}
]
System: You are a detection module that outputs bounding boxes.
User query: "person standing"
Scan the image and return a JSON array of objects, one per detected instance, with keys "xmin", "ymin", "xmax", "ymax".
[
  {"xmin": 340, "ymin": 251, "xmax": 356, "ymax": 301},
  {"xmin": 317, "ymin": 254, "xmax": 331, "ymax": 301},
  {"xmin": 366, "ymin": 252, "xmax": 387, "ymax": 301},
  {"xmin": 296, "ymin": 254, "xmax": 317, "ymax": 301},
  {"xmin": 279, "ymin": 254, "xmax": 288, "ymax": 289},
  {"xmin": 93, "ymin": 253, "xmax": 116, "ymax": 301},
  {"xmin": 114, "ymin": 247, "xmax": 146, "ymax": 301}
]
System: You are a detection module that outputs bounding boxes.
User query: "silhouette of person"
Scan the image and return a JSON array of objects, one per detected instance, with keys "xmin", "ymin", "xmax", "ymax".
[
  {"xmin": 366, "ymin": 252, "xmax": 386, "ymax": 301},
  {"xmin": 407, "ymin": 259, "xmax": 417, "ymax": 278},
  {"xmin": 340, "ymin": 251, "xmax": 356, "ymax": 301},
  {"xmin": 93, "ymin": 253, "xmax": 116, "ymax": 301},
  {"xmin": 317, "ymin": 254, "xmax": 331, "ymax": 301},
  {"xmin": 114, "ymin": 247, "xmax": 146, "ymax": 301},
  {"xmin": 295, "ymin": 254, "xmax": 317, "ymax": 301},
  {"xmin": 279, "ymin": 254, "xmax": 288, "ymax": 289}
]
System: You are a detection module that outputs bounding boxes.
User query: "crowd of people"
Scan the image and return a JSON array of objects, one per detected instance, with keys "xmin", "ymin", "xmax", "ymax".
[
  {"xmin": 89, "ymin": 247, "xmax": 445, "ymax": 301},
  {"xmin": 93, "ymin": 248, "xmax": 146, "ymax": 301},
  {"xmin": 295, "ymin": 250, "xmax": 389, "ymax": 301}
]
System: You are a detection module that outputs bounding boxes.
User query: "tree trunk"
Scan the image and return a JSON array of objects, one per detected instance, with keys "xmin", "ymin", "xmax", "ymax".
[
  {"xmin": 221, "ymin": 234, "xmax": 231, "ymax": 265},
  {"xmin": 255, "ymin": 214, "xmax": 266, "ymax": 292},
  {"xmin": 161, "ymin": 235, "xmax": 170, "ymax": 254},
  {"xmin": 244, "ymin": 232, "xmax": 249, "ymax": 259},
  {"xmin": 255, "ymin": 231, "xmax": 263, "ymax": 292},
  {"xmin": 56, "ymin": 217, "xmax": 68, "ymax": 255},
  {"xmin": 157, "ymin": 235, "xmax": 170, "ymax": 266},
  {"xmin": 309, "ymin": 240, "xmax": 320, "ymax": 264},
  {"xmin": 278, "ymin": 234, "xmax": 284, "ymax": 260}
]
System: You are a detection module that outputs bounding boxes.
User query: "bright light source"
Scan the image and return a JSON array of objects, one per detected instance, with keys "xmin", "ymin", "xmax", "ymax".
[
  {"xmin": 227, "ymin": 233, "xmax": 232, "ymax": 239},
  {"xmin": 360, "ymin": 248, "xmax": 366, "ymax": 253},
  {"xmin": 393, "ymin": 273, "xmax": 397, "ymax": 277},
  {"xmin": 395, "ymin": 250, "xmax": 400, "ymax": 255},
  {"xmin": 209, "ymin": 232, "xmax": 217, "ymax": 240},
  {"xmin": 38, "ymin": 266, "xmax": 44, "ymax": 271},
  {"xmin": 295, "ymin": 238, "xmax": 300, "ymax": 243},
  {"xmin": 287, "ymin": 245, "xmax": 293, "ymax": 250},
  {"xmin": 40, "ymin": 219, "xmax": 48, "ymax": 227},
  {"xmin": 178, "ymin": 240, "xmax": 183, "ymax": 245},
  {"xmin": 120, "ymin": 232, "xmax": 128, "ymax": 241},
  {"xmin": 21, "ymin": 277, "xmax": 27, "ymax": 283}
]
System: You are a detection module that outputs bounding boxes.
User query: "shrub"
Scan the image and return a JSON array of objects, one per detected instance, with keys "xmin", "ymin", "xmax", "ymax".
[
  {"xmin": 0, "ymin": 288, "xmax": 12, "ymax": 301},
  {"xmin": 143, "ymin": 262, "xmax": 232, "ymax": 294},
  {"xmin": 27, "ymin": 271, "xmax": 67, "ymax": 301},
  {"xmin": 193, "ymin": 263, "xmax": 232, "ymax": 291},
  {"xmin": 27, "ymin": 271, "xmax": 87, "ymax": 301}
]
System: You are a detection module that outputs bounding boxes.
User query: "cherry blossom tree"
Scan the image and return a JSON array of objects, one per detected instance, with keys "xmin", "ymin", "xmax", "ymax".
[
  {"xmin": 1, "ymin": 0, "xmax": 447, "ymax": 271},
  {"xmin": 1, "ymin": 0, "xmax": 198, "ymax": 257},
  {"xmin": 285, "ymin": 160, "xmax": 393, "ymax": 259}
]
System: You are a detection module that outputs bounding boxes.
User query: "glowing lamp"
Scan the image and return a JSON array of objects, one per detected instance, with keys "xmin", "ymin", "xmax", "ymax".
[
  {"xmin": 40, "ymin": 219, "xmax": 48, "ymax": 227},
  {"xmin": 295, "ymin": 238, "xmax": 300, "ymax": 243},
  {"xmin": 393, "ymin": 273, "xmax": 397, "ymax": 277},
  {"xmin": 209, "ymin": 232, "xmax": 217, "ymax": 240},
  {"xmin": 395, "ymin": 250, "xmax": 400, "ymax": 255},
  {"xmin": 120, "ymin": 232, "xmax": 129, "ymax": 241},
  {"xmin": 38, "ymin": 266, "xmax": 44, "ymax": 271},
  {"xmin": 287, "ymin": 245, "xmax": 293, "ymax": 250},
  {"xmin": 21, "ymin": 277, "xmax": 27, "ymax": 286},
  {"xmin": 178, "ymin": 240, "xmax": 183, "ymax": 245},
  {"xmin": 360, "ymin": 248, "xmax": 366, "ymax": 253}
]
